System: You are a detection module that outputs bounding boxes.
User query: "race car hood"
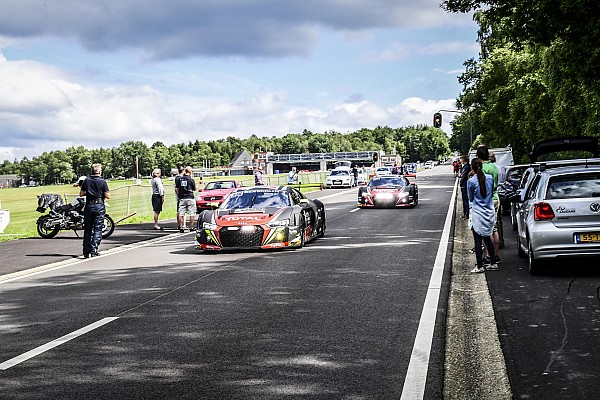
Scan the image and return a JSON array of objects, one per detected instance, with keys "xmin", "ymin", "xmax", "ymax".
[
  {"xmin": 214, "ymin": 207, "xmax": 285, "ymax": 226},
  {"xmin": 197, "ymin": 188, "xmax": 234, "ymax": 198},
  {"xmin": 368, "ymin": 186, "xmax": 408, "ymax": 194}
]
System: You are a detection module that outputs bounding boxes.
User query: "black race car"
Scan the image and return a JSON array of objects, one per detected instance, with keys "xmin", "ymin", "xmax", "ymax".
[
  {"xmin": 195, "ymin": 186, "xmax": 326, "ymax": 250},
  {"xmin": 357, "ymin": 175, "xmax": 418, "ymax": 208}
]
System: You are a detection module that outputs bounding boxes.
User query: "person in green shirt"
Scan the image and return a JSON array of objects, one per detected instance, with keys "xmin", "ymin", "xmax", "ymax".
[{"xmin": 476, "ymin": 145, "xmax": 501, "ymax": 267}]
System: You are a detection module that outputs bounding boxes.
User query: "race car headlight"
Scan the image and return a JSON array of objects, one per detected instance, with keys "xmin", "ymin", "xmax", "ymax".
[
  {"xmin": 267, "ymin": 219, "xmax": 290, "ymax": 227},
  {"xmin": 202, "ymin": 222, "xmax": 218, "ymax": 230}
]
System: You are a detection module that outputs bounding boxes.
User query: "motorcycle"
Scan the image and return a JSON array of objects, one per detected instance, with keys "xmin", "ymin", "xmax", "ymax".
[{"xmin": 36, "ymin": 193, "xmax": 115, "ymax": 239}]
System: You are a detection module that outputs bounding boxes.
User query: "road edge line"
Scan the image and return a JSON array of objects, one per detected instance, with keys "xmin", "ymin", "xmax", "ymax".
[{"xmin": 400, "ymin": 177, "xmax": 458, "ymax": 399}]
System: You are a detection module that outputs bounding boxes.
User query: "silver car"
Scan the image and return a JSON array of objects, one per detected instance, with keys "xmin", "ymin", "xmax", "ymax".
[{"xmin": 515, "ymin": 165, "xmax": 600, "ymax": 274}]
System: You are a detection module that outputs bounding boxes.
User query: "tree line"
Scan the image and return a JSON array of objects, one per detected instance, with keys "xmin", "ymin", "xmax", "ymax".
[
  {"xmin": 444, "ymin": 0, "xmax": 600, "ymax": 163},
  {"xmin": 0, "ymin": 125, "xmax": 450, "ymax": 185}
]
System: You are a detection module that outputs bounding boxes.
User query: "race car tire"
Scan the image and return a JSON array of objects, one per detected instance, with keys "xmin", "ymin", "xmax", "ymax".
[
  {"xmin": 317, "ymin": 208, "xmax": 326, "ymax": 238},
  {"xmin": 37, "ymin": 215, "xmax": 61, "ymax": 239}
]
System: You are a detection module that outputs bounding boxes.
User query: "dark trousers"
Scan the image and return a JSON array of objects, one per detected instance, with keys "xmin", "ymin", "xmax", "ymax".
[
  {"xmin": 460, "ymin": 186, "xmax": 469, "ymax": 217},
  {"xmin": 473, "ymin": 230, "xmax": 495, "ymax": 267},
  {"xmin": 83, "ymin": 203, "xmax": 105, "ymax": 255}
]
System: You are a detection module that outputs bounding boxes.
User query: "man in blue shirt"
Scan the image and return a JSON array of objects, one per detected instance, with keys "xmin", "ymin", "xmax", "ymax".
[{"xmin": 80, "ymin": 163, "xmax": 111, "ymax": 258}]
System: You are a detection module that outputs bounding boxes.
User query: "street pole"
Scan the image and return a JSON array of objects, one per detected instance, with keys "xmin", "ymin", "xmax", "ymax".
[{"xmin": 437, "ymin": 109, "xmax": 473, "ymax": 151}]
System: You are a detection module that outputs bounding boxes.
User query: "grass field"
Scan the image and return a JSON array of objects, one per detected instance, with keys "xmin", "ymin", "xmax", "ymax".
[{"xmin": 0, "ymin": 172, "xmax": 327, "ymax": 242}]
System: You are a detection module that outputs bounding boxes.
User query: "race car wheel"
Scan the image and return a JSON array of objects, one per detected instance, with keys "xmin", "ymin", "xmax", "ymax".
[
  {"xmin": 299, "ymin": 215, "xmax": 306, "ymax": 247},
  {"xmin": 37, "ymin": 215, "xmax": 60, "ymax": 239},
  {"xmin": 317, "ymin": 208, "xmax": 326, "ymax": 238}
]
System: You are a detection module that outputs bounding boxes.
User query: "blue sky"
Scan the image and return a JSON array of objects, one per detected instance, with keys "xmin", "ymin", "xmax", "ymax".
[{"xmin": 0, "ymin": 0, "xmax": 478, "ymax": 162}]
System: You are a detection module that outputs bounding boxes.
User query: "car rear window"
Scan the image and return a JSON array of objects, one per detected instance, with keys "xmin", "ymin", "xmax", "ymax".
[{"xmin": 546, "ymin": 173, "xmax": 600, "ymax": 199}]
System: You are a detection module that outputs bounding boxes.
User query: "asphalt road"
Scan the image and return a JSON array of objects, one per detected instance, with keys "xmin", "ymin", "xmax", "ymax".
[
  {"xmin": 487, "ymin": 211, "xmax": 600, "ymax": 399},
  {"xmin": 0, "ymin": 169, "xmax": 455, "ymax": 399}
]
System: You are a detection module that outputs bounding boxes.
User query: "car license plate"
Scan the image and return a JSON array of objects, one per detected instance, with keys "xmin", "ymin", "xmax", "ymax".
[
  {"xmin": 575, "ymin": 232, "xmax": 600, "ymax": 243},
  {"xmin": 333, "ymin": 180, "xmax": 341, "ymax": 185}
]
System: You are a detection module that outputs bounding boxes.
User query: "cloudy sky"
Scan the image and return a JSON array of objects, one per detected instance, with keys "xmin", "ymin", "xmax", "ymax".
[{"xmin": 0, "ymin": 0, "xmax": 478, "ymax": 162}]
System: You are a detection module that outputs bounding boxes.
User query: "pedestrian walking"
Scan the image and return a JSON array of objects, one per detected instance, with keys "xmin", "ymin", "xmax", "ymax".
[
  {"xmin": 175, "ymin": 166, "xmax": 197, "ymax": 233},
  {"xmin": 151, "ymin": 168, "xmax": 165, "ymax": 230},
  {"xmin": 80, "ymin": 163, "xmax": 111, "ymax": 258},
  {"xmin": 467, "ymin": 158, "xmax": 497, "ymax": 273}
]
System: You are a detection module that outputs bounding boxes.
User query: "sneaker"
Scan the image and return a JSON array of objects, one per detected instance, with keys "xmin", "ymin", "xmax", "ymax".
[
  {"xmin": 487, "ymin": 263, "xmax": 499, "ymax": 270},
  {"xmin": 483, "ymin": 256, "xmax": 501, "ymax": 265},
  {"xmin": 470, "ymin": 265, "xmax": 485, "ymax": 274},
  {"xmin": 179, "ymin": 228, "xmax": 185, "ymax": 233}
]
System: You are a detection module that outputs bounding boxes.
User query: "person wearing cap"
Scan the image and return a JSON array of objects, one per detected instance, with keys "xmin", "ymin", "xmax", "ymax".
[
  {"xmin": 80, "ymin": 163, "xmax": 111, "ymax": 258},
  {"xmin": 151, "ymin": 168, "xmax": 165, "ymax": 230}
]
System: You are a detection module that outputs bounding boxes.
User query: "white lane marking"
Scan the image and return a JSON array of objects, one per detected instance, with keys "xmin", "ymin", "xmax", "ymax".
[
  {"xmin": 0, "ymin": 317, "xmax": 118, "ymax": 370},
  {"xmin": 349, "ymin": 208, "xmax": 360, "ymax": 213},
  {"xmin": 400, "ymin": 178, "xmax": 458, "ymax": 399}
]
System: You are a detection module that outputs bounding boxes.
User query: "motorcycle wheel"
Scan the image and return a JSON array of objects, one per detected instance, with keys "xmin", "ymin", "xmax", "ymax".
[
  {"xmin": 37, "ymin": 215, "xmax": 61, "ymax": 239},
  {"xmin": 101, "ymin": 215, "xmax": 116, "ymax": 239}
]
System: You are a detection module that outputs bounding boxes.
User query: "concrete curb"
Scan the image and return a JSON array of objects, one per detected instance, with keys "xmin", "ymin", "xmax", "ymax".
[{"xmin": 444, "ymin": 185, "xmax": 512, "ymax": 399}]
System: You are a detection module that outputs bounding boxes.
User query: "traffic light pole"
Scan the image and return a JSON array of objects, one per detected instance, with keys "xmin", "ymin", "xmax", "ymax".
[{"xmin": 436, "ymin": 109, "xmax": 474, "ymax": 150}]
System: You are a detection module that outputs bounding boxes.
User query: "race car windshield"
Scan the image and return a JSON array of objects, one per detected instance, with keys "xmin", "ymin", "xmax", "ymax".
[
  {"xmin": 369, "ymin": 177, "xmax": 406, "ymax": 187},
  {"xmin": 204, "ymin": 181, "xmax": 235, "ymax": 190},
  {"xmin": 221, "ymin": 190, "xmax": 291, "ymax": 209}
]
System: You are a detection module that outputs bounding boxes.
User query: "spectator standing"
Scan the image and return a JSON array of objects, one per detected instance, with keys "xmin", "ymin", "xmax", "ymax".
[
  {"xmin": 255, "ymin": 168, "xmax": 264, "ymax": 185},
  {"xmin": 80, "ymin": 163, "xmax": 111, "ymax": 258},
  {"xmin": 467, "ymin": 158, "xmax": 497, "ymax": 273},
  {"xmin": 352, "ymin": 165, "xmax": 359, "ymax": 187},
  {"xmin": 151, "ymin": 168, "xmax": 165, "ymax": 230},
  {"xmin": 459, "ymin": 156, "xmax": 471, "ymax": 219},
  {"xmin": 175, "ymin": 166, "xmax": 196, "ymax": 233},
  {"xmin": 477, "ymin": 145, "xmax": 501, "ymax": 265},
  {"xmin": 174, "ymin": 165, "xmax": 185, "ymax": 230},
  {"xmin": 287, "ymin": 167, "xmax": 298, "ymax": 185}
]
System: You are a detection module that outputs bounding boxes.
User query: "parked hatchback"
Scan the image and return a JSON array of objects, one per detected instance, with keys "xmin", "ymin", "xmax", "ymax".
[{"xmin": 514, "ymin": 165, "xmax": 600, "ymax": 274}]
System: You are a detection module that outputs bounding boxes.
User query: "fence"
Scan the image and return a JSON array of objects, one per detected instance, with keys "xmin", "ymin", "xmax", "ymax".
[{"xmin": 63, "ymin": 171, "xmax": 329, "ymax": 223}]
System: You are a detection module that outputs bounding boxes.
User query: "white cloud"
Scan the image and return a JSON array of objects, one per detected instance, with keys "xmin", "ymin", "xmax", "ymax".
[{"xmin": 0, "ymin": 55, "xmax": 457, "ymax": 161}]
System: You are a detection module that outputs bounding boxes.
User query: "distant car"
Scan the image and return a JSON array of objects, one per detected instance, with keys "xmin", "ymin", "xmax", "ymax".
[
  {"xmin": 514, "ymin": 165, "xmax": 600, "ymax": 274},
  {"xmin": 195, "ymin": 180, "xmax": 242, "ymax": 212},
  {"xmin": 357, "ymin": 175, "xmax": 418, "ymax": 208},
  {"xmin": 326, "ymin": 167, "xmax": 353, "ymax": 188},
  {"xmin": 424, "ymin": 161, "xmax": 435, "ymax": 169},
  {"xmin": 375, "ymin": 167, "xmax": 393, "ymax": 176},
  {"xmin": 195, "ymin": 185, "xmax": 326, "ymax": 251}
]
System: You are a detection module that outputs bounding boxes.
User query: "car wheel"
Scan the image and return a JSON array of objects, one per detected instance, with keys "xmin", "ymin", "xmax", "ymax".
[
  {"xmin": 317, "ymin": 208, "xmax": 326, "ymax": 238},
  {"xmin": 516, "ymin": 235, "xmax": 527, "ymax": 258},
  {"xmin": 528, "ymin": 240, "xmax": 543, "ymax": 275}
]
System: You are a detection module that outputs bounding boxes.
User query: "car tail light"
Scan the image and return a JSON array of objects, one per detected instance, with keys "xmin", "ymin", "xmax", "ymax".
[{"xmin": 534, "ymin": 202, "xmax": 555, "ymax": 221}]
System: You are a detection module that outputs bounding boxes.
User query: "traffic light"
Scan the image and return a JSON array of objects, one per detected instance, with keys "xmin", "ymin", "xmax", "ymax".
[
  {"xmin": 433, "ymin": 112, "xmax": 442, "ymax": 128},
  {"xmin": 372, "ymin": 152, "xmax": 379, "ymax": 162}
]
